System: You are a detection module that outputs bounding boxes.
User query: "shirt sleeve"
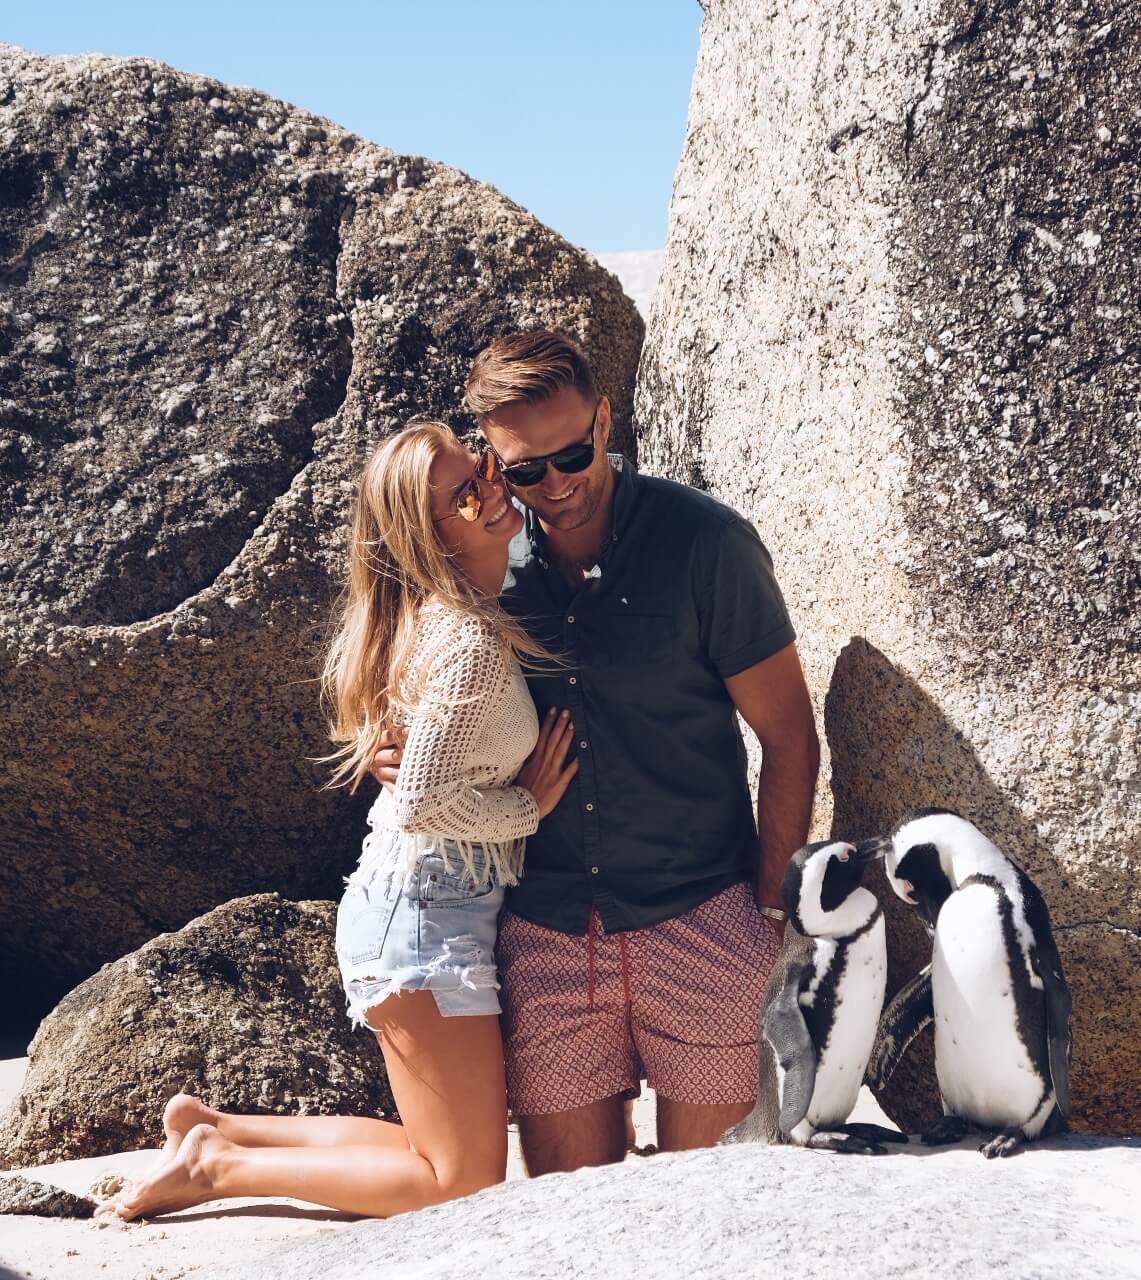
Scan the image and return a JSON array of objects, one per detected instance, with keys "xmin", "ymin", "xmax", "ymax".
[
  {"xmin": 391, "ymin": 618, "xmax": 541, "ymax": 842},
  {"xmin": 696, "ymin": 516, "xmax": 797, "ymax": 679}
]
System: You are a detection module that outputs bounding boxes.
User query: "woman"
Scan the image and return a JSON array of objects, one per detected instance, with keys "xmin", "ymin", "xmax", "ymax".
[{"xmin": 99, "ymin": 421, "xmax": 576, "ymax": 1220}]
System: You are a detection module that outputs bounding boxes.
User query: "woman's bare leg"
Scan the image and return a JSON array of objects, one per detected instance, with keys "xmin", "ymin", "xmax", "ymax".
[
  {"xmin": 161, "ymin": 1093, "xmax": 408, "ymax": 1154},
  {"xmin": 101, "ymin": 990, "xmax": 507, "ymax": 1220}
]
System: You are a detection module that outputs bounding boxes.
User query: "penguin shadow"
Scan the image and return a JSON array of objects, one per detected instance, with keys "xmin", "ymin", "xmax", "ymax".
[
  {"xmin": 822, "ymin": 637, "xmax": 1122, "ymax": 1138},
  {"xmin": 877, "ymin": 1132, "xmax": 1140, "ymax": 1160}
]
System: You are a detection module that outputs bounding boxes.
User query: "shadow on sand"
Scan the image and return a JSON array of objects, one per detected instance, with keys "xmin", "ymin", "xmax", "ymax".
[{"xmin": 147, "ymin": 1201, "xmax": 361, "ymax": 1225}]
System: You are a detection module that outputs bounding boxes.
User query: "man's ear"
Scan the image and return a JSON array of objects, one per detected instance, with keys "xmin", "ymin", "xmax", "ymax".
[{"xmin": 598, "ymin": 395, "xmax": 612, "ymax": 446}]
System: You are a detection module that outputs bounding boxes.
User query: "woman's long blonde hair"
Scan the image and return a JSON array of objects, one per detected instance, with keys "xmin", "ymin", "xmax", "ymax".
[{"xmin": 320, "ymin": 420, "xmax": 548, "ymax": 793}]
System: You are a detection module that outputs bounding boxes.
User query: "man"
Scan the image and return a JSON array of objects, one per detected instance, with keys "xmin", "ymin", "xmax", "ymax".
[{"xmin": 375, "ymin": 330, "xmax": 819, "ymax": 1174}]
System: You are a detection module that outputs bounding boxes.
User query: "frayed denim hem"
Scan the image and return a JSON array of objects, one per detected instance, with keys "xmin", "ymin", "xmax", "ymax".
[{"xmin": 344, "ymin": 955, "xmax": 501, "ymax": 1027}]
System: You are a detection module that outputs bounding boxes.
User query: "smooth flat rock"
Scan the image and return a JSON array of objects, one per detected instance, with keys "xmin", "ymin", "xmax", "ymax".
[
  {"xmin": 192, "ymin": 1136, "xmax": 1141, "ymax": 1280},
  {"xmin": 0, "ymin": 1083, "xmax": 659, "ymax": 1279}
]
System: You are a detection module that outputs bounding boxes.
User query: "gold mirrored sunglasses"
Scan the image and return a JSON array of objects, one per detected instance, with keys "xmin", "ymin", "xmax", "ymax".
[{"xmin": 437, "ymin": 448, "xmax": 499, "ymax": 522}]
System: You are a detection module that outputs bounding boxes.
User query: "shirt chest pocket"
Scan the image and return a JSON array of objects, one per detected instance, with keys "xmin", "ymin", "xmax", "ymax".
[{"xmin": 586, "ymin": 613, "xmax": 677, "ymax": 667}]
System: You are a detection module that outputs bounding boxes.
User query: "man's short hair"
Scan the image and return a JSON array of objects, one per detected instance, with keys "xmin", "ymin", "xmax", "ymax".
[{"xmin": 465, "ymin": 329, "xmax": 599, "ymax": 418}]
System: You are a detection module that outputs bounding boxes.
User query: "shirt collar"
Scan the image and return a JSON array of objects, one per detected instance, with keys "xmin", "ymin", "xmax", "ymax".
[{"xmin": 523, "ymin": 454, "xmax": 639, "ymax": 572}]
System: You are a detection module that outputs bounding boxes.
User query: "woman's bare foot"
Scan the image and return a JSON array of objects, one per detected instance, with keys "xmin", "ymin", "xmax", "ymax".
[
  {"xmin": 160, "ymin": 1093, "xmax": 221, "ymax": 1158},
  {"xmin": 96, "ymin": 1123, "xmax": 229, "ymax": 1222}
]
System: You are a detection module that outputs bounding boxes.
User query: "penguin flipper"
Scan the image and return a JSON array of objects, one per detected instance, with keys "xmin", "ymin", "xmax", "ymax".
[
  {"xmin": 1018, "ymin": 870, "xmax": 1073, "ymax": 1120},
  {"xmin": 762, "ymin": 958, "xmax": 816, "ymax": 1138},
  {"xmin": 866, "ymin": 965, "xmax": 933, "ymax": 1090}
]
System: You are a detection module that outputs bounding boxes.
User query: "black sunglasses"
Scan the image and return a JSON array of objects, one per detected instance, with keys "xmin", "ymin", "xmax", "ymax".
[{"xmin": 494, "ymin": 403, "xmax": 599, "ymax": 487}]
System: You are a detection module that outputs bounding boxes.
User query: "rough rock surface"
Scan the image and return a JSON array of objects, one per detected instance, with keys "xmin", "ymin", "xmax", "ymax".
[
  {"xmin": 0, "ymin": 1175, "xmax": 94, "ymax": 1218},
  {"xmin": 196, "ymin": 1138, "xmax": 1141, "ymax": 1280},
  {"xmin": 0, "ymin": 45, "xmax": 643, "ymax": 1026},
  {"xmin": 637, "ymin": 1, "xmax": 1139, "ymax": 1133},
  {"xmin": 0, "ymin": 895, "xmax": 393, "ymax": 1167}
]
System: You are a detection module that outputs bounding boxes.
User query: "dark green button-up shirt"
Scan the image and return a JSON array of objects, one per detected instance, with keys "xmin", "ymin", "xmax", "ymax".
[{"xmin": 500, "ymin": 458, "xmax": 795, "ymax": 935}]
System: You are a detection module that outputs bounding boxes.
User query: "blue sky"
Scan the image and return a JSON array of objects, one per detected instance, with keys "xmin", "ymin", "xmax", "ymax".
[{"xmin": 8, "ymin": 1, "xmax": 701, "ymax": 252}]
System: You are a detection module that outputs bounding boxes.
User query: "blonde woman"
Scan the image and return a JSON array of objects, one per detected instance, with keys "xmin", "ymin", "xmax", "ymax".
[{"xmin": 98, "ymin": 422, "xmax": 576, "ymax": 1221}]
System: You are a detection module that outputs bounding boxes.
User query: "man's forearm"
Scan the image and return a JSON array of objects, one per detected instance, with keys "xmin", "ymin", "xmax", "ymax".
[{"xmin": 753, "ymin": 735, "xmax": 820, "ymax": 908}]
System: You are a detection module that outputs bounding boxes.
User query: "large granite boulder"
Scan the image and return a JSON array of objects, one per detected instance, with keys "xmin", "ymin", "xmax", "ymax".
[
  {"xmin": 0, "ymin": 45, "xmax": 643, "ymax": 1028},
  {"xmin": 0, "ymin": 894, "xmax": 392, "ymax": 1168},
  {"xmin": 637, "ymin": 1, "xmax": 1139, "ymax": 1133},
  {"xmin": 198, "ymin": 1138, "xmax": 1140, "ymax": 1280}
]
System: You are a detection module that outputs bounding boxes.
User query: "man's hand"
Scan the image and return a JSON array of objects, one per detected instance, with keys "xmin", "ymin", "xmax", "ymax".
[{"xmin": 369, "ymin": 727, "xmax": 407, "ymax": 790}]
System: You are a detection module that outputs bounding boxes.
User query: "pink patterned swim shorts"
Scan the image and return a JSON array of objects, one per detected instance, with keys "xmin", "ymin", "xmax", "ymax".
[{"xmin": 498, "ymin": 881, "xmax": 782, "ymax": 1115}]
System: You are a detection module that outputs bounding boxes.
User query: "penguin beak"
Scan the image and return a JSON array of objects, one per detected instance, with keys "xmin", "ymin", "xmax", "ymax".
[{"xmin": 852, "ymin": 837, "xmax": 889, "ymax": 865}]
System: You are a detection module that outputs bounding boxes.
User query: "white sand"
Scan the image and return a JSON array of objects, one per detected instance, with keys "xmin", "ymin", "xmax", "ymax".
[
  {"xmin": 1, "ymin": 1045, "xmax": 360, "ymax": 1280},
  {"xmin": 0, "ymin": 1046, "xmax": 899, "ymax": 1280},
  {"xmin": 0, "ymin": 1057, "xmax": 658, "ymax": 1280}
]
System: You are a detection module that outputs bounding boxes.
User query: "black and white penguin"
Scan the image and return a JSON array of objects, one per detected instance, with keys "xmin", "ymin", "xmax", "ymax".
[
  {"xmin": 868, "ymin": 808, "xmax": 1072, "ymax": 1158},
  {"xmin": 722, "ymin": 839, "xmax": 906, "ymax": 1154}
]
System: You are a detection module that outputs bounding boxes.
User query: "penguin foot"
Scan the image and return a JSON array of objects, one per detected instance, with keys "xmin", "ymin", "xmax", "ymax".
[
  {"xmin": 805, "ymin": 1131, "xmax": 888, "ymax": 1155},
  {"xmin": 979, "ymin": 1128, "xmax": 1027, "ymax": 1159},
  {"xmin": 833, "ymin": 1122, "xmax": 909, "ymax": 1145},
  {"xmin": 921, "ymin": 1114, "xmax": 968, "ymax": 1146}
]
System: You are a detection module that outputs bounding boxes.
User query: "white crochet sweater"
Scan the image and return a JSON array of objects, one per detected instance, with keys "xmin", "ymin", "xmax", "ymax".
[{"xmin": 358, "ymin": 600, "xmax": 541, "ymax": 887}]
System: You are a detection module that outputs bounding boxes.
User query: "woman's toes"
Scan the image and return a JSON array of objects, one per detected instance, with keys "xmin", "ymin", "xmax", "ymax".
[
  {"xmin": 94, "ymin": 1189, "xmax": 140, "ymax": 1222},
  {"xmin": 106, "ymin": 1123, "xmax": 226, "ymax": 1221}
]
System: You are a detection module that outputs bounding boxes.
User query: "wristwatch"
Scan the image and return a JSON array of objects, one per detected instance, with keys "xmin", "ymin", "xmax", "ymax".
[{"xmin": 759, "ymin": 906, "xmax": 788, "ymax": 923}]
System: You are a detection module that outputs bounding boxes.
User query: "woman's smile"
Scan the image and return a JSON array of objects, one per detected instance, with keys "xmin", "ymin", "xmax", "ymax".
[{"xmin": 484, "ymin": 495, "xmax": 511, "ymax": 527}]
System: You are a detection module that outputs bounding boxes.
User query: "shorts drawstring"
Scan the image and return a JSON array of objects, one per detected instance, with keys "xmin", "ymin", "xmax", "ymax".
[
  {"xmin": 585, "ymin": 907, "xmax": 632, "ymax": 1009},
  {"xmin": 618, "ymin": 932, "xmax": 632, "ymax": 1008},
  {"xmin": 587, "ymin": 906, "xmax": 597, "ymax": 1009}
]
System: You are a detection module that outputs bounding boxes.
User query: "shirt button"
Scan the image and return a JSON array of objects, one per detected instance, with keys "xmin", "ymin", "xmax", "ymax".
[
  {"xmin": 591, "ymin": 866, "xmax": 600, "ymax": 875},
  {"xmin": 579, "ymin": 740, "xmax": 588, "ymax": 750},
  {"xmin": 569, "ymin": 676, "xmax": 577, "ymax": 685},
  {"xmin": 567, "ymin": 615, "xmax": 575, "ymax": 623},
  {"xmin": 586, "ymin": 803, "xmax": 594, "ymax": 811}
]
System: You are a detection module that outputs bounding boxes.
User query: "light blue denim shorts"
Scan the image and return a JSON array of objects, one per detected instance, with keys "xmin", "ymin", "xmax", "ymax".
[{"xmin": 335, "ymin": 841, "xmax": 504, "ymax": 1022}]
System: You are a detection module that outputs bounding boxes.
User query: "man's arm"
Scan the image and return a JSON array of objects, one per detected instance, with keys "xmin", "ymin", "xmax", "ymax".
[{"xmin": 724, "ymin": 642, "xmax": 820, "ymax": 927}]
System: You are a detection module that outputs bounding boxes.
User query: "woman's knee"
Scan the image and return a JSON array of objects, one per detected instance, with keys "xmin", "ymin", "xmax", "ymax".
[{"xmin": 432, "ymin": 1157, "xmax": 505, "ymax": 1203}]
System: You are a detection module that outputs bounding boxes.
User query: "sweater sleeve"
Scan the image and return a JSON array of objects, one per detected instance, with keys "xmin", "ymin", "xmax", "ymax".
[{"xmin": 391, "ymin": 616, "xmax": 540, "ymax": 843}]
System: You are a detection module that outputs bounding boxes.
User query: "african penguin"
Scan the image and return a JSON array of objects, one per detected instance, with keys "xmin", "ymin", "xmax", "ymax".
[
  {"xmin": 868, "ymin": 808, "xmax": 1072, "ymax": 1158},
  {"xmin": 722, "ymin": 839, "xmax": 906, "ymax": 1154}
]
